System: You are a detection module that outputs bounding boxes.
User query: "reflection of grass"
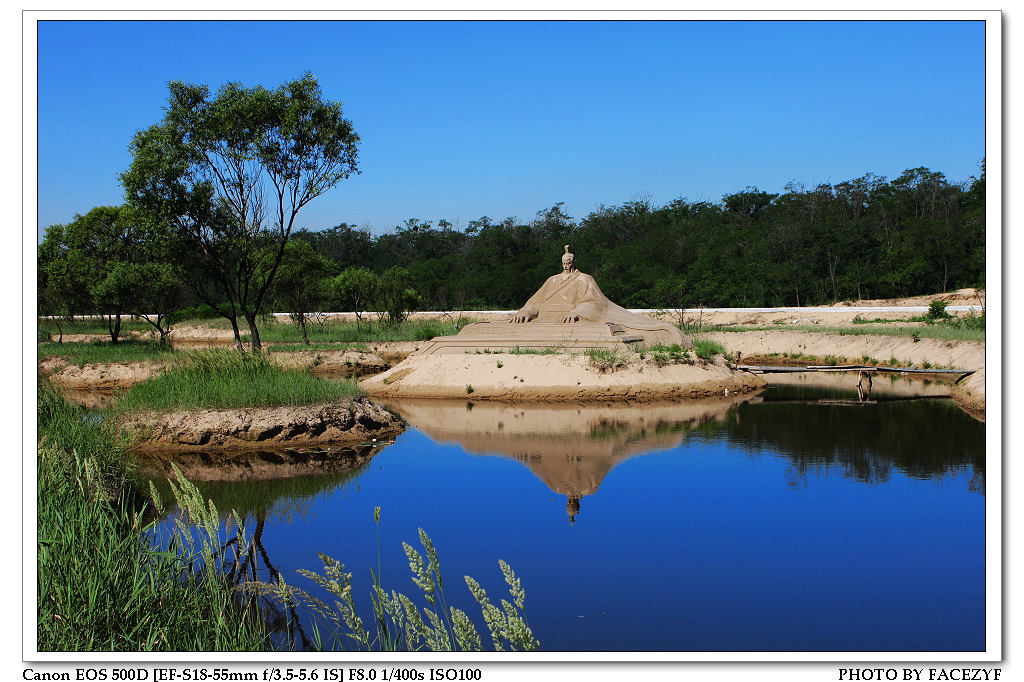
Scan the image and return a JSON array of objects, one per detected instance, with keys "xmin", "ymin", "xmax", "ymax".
[{"xmin": 114, "ymin": 350, "xmax": 362, "ymax": 413}]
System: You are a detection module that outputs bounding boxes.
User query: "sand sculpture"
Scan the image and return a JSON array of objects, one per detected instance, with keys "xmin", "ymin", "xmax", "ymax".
[{"xmin": 415, "ymin": 246, "xmax": 691, "ymax": 354}]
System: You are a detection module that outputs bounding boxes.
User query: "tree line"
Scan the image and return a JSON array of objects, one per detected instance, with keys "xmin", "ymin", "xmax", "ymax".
[
  {"xmin": 292, "ymin": 163, "xmax": 985, "ymax": 311},
  {"xmin": 37, "ymin": 75, "xmax": 985, "ymax": 351}
]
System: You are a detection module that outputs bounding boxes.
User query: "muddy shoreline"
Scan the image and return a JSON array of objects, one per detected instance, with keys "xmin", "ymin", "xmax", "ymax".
[{"xmin": 120, "ymin": 398, "xmax": 404, "ymax": 451}]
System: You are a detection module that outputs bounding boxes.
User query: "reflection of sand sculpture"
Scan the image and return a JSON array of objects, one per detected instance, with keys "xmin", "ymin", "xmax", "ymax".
[
  {"xmin": 384, "ymin": 397, "xmax": 748, "ymax": 522},
  {"xmin": 416, "ymin": 246, "xmax": 690, "ymax": 354}
]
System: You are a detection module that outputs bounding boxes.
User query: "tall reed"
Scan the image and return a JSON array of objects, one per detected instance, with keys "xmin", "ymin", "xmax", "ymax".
[
  {"xmin": 251, "ymin": 510, "xmax": 540, "ymax": 652},
  {"xmin": 37, "ymin": 379, "xmax": 269, "ymax": 651}
]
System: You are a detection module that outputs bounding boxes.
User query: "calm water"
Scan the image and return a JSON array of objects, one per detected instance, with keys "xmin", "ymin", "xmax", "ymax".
[{"xmin": 139, "ymin": 378, "xmax": 985, "ymax": 652}]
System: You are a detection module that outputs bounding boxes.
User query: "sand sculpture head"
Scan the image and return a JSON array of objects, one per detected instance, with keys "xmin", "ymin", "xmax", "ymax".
[{"xmin": 561, "ymin": 245, "xmax": 576, "ymax": 273}]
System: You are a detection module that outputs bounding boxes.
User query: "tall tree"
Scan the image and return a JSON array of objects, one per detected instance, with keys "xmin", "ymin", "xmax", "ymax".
[{"xmin": 122, "ymin": 72, "xmax": 360, "ymax": 351}]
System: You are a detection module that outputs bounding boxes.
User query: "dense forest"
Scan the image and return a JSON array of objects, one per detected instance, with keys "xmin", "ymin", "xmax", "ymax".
[
  {"xmin": 39, "ymin": 163, "xmax": 986, "ymax": 348},
  {"xmin": 292, "ymin": 164, "xmax": 985, "ymax": 310}
]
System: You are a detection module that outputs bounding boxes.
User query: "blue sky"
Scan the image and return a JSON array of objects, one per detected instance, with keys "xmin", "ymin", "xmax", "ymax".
[{"xmin": 36, "ymin": 19, "xmax": 986, "ymax": 240}]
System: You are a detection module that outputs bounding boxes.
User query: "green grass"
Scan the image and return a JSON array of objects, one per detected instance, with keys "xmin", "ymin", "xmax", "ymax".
[
  {"xmin": 641, "ymin": 343, "xmax": 693, "ymax": 366},
  {"xmin": 113, "ymin": 350, "xmax": 363, "ymax": 413},
  {"xmin": 252, "ymin": 317, "xmax": 473, "ymax": 344},
  {"xmin": 585, "ymin": 347, "xmax": 629, "ymax": 371},
  {"xmin": 708, "ymin": 320, "xmax": 984, "ymax": 342},
  {"xmin": 508, "ymin": 346, "xmax": 563, "ymax": 355},
  {"xmin": 38, "ymin": 340, "xmax": 180, "ymax": 366},
  {"xmin": 37, "ymin": 379, "xmax": 269, "ymax": 651},
  {"xmin": 38, "ymin": 317, "xmax": 153, "ymax": 337},
  {"xmin": 266, "ymin": 342, "xmax": 370, "ymax": 353},
  {"xmin": 39, "ymin": 375, "xmax": 537, "ymax": 653},
  {"xmin": 253, "ymin": 516, "xmax": 539, "ymax": 652},
  {"xmin": 693, "ymin": 338, "xmax": 727, "ymax": 361}
]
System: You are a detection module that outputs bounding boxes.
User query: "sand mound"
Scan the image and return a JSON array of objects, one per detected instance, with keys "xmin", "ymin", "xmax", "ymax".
[{"xmin": 359, "ymin": 352, "xmax": 765, "ymax": 401}]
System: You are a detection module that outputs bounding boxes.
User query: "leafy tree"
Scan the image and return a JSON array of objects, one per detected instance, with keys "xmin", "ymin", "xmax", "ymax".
[
  {"xmin": 377, "ymin": 266, "xmax": 420, "ymax": 327},
  {"xmin": 272, "ymin": 239, "xmax": 336, "ymax": 344},
  {"xmin": 122, "ymin": 72, "xmax": 360, "ymax": 351},
  {"xmin": 331, "ymin": 266, "xmax": 381, "ymax": 329},
  {"xmin": 39, "ymin": 207, "xmax": 134, "ymax": 343}
]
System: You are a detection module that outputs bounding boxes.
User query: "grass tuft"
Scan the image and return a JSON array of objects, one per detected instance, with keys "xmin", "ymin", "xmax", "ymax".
[
  {"xmin": 113, "ymin": 349, "xmax": 363, "ymax": 413},
  {"xmin": 693, "ymin": 338, "xmax": 727, "ymax": 361}
]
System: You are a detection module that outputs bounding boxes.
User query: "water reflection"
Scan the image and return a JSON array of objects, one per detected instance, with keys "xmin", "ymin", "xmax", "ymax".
[
  {"xmin": 731, "ymin": 394, "xmax": 985, "ymax": 493},
  {"xmin": 383, "ymin": 395, "xmax": 753, "ymax": 522},
  {"xmin": 135, "ymin": 442, "xmax": 390, "ymax": 521}
]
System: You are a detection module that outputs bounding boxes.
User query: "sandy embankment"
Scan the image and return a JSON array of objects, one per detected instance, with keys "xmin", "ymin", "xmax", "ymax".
[
  {"xmin": 706, "ymin": 330, "xmax": 985, "ymax": 418},
  {"xmin": 121, "ymin": 397, "xmax": 403, "ymax": 450},
  {"xmin": 41, "ymin": 348, "xmax": 391, "ymax": 392},
  {"xmin": 360, "ymin": 352, "xmax": 765, "ymax": 401}
]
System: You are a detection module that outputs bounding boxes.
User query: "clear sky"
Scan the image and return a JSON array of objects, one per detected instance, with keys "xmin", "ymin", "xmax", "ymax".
[{"xmin": 36, "ymin": 19, "xmax": 986, "ymax": 240}]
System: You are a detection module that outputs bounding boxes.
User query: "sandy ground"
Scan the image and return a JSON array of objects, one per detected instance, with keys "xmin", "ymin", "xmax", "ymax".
[
  {"xmin": 360, "ymin": 352, "xmax": 766, "ymax": 401},
  {"xmin": 705, "ymin": 330, "xmax": 985, "ymax": 419}
]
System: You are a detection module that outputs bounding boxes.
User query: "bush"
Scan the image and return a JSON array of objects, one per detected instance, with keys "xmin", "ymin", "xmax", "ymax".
[{"xmin": 927, "ymin": 300, "xmax": 951, "ymax": 320}]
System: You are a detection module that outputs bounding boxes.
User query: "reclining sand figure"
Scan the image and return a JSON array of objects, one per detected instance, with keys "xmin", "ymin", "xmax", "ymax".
[{"xmin": 510, "ymin": 246, "xmax": 691, "ymax": 347}]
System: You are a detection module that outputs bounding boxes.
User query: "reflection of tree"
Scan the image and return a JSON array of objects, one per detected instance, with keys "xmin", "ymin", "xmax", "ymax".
[
  {"xmin": 137, "ymin": 444, "xmax": 389, "ymax": 651},
  {"xmin": 222, "ymin": 512, "xmax": 311, "ymax": 651},
  {"xmin": 138, "ymin": 445, "xmax": 380, "ymax": 522},
  {"xmin": 727, "ymin": 398, "xmax": 985, "ymax": 492}
]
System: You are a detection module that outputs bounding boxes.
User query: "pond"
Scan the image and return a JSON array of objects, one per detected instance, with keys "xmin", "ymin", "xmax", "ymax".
[{"xmin": 137, "ymin": 375, "xmax": 985, "ymax": 653}]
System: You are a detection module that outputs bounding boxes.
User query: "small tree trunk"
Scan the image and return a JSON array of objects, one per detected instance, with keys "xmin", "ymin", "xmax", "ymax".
[
  {"xmin": 245, "ymin": 314, "xmax": 263, "ymax": 352},
  {"xmin": 109, "ymin": 313, "xmax": 122, "ymax": 345},
  {"xmin": 54, "ymin": 317, "xmax": 63, "ymax": 344},
  {"xmin": 228, "ymin": 316, "xmax": 244, "ymax": 351},
  {"xmin": 299, "ymin": 313, "xmax": 310, "ymax": 344}
]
